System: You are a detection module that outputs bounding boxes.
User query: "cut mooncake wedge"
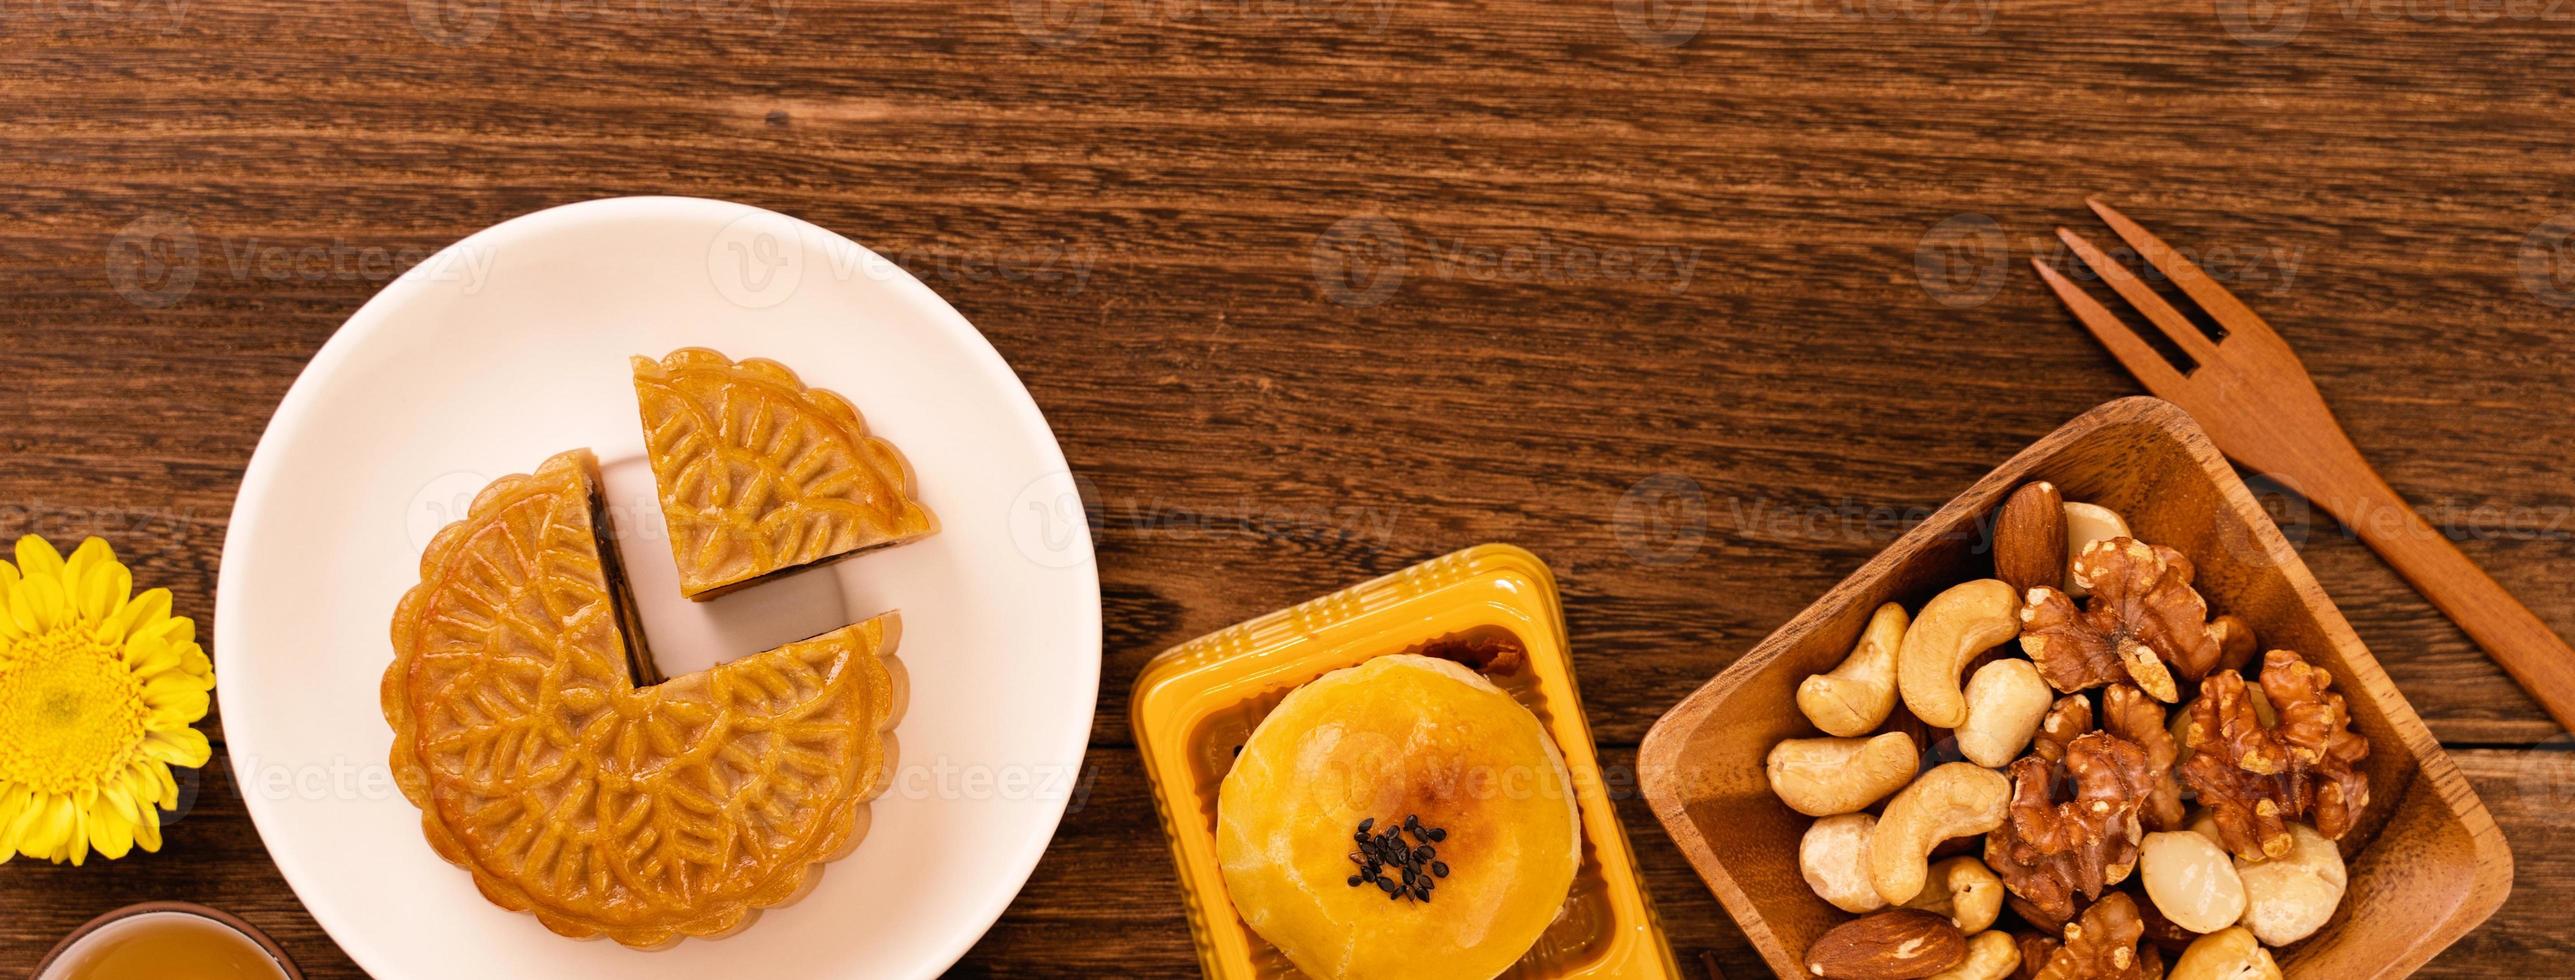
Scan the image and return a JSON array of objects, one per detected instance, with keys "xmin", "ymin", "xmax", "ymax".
[
  {"xmin": 632, "ymin": 348, "xmax": 935, "ymax": 599},
  {"xmin": 384, "ymin": 448, "xmax": 904, "ymax": 948}
]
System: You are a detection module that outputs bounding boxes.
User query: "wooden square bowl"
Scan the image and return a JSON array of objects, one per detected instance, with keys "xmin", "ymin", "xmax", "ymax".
[{"xmin": 1638, "ymin": 397, "xmax": 2511, "ymax": 978}]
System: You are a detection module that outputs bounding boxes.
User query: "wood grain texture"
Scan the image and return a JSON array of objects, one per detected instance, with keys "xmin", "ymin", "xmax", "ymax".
[{"xmin": 3, "ymin": 1, "xmax": 2574, "ymax": 976}]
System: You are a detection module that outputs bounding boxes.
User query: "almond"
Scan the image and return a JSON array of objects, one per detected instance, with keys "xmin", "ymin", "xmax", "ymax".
[
  {"xmin": 1803, "ymin": 908, "xmax": 1968, "ymax": 979},
  {"xmin": 1993, "ymin": 481, "xmax": 2068, "ymax": 594}
]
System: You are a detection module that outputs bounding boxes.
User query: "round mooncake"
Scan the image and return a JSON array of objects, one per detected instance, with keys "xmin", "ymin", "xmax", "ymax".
[{"xmin": 1216, "ymin": 654, "xmax": 1581, "ymax": 980}]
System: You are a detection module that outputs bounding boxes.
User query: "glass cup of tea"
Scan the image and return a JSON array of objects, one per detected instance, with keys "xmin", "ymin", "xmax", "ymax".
[{"xmin": 35, "ymin": 902, "xmax": 299, "ymax": 980}]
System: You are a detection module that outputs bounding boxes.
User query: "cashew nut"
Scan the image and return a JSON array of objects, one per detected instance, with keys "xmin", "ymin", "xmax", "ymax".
[
  {"xmin": 1869, "ymin": 763, "xmax": 2011, "ymax": 905},
  {"xmin": 1897, "ymin": 580, "xmax": 2022, "ymax": 728},
  {"xmin": 1901, "ymin": 855, "xmax": 2004, "ymax": 933},
  {"xmin": 1800, "ymin": 602, "xmax": 1910, "ymax": 737},
  {"xmin": 2169, "ymin": 926, "xmax": 2281, "ymax": 980},
  {"xmin": 1800, "ymin": 813, "xmax": 1886, "ymax": 913},
  {"xmin": 1954, "ymin": 659, "xmax": 2049, "ymax": 767},
  {"xmin": 1926, "ymin": 930, "xmax": 2020, "ymax": 980},
  {"xmin": 2140, "ymin": 830, "xmax": 2248, "ymax": 934},
  {"xmin": 1768, "ymin": 731, "xmax": 1920, "ymax": 817},
  {"xmin": 2060, "ymin": 502, "xmax": 2130, "ymax": 597},
  {"xmin": 2234, "ymin": 822, "xmax": 2346, "ymax": 945}
]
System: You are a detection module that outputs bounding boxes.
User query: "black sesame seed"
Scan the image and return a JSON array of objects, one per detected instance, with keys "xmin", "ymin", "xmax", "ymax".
[
  {"xmin": 1377, "ymin": 876, "xmax": 1399, "ymax": 894},
  {"xmin": 1414, "ymin": 882, "xmax": 1431, "ymax": 900},
  {"xmin": 1347, "ymin": 874, "xmax": 1363, "ymax": 886},
  {"xmin": 1432, "ymin": 861, "xmax": 1449, "ymax": 877},
  {"xmin": 1357, "ymin": 817, "xmax": 1374, "ymax": 833},
  {"xmin": 1414, "ymin": 845, "xmax": 1435, "ymax": 862},
  {"xmin": 1425, "ymin": 828, "xmax": 1445, "ymax": 842},
  {"xmin": 1404, "ymin": 814, "xmax": 1421, "ymax": 830}
]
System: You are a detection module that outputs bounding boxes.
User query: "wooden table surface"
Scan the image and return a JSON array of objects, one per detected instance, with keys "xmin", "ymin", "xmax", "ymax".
[{"xmin": 6, "ymin": 2, "xmax": 2574, "ymax": 976}]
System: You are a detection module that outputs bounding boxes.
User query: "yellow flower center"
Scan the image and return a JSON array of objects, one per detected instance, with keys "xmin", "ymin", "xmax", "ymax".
[{"xmin": 0, "ymin": 626, "xmax": 146, "ymax": 796}]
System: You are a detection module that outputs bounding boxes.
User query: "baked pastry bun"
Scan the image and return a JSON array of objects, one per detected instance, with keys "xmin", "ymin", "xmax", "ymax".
[{"xmin": 1216, "ymin": 654, "xmax": 1580, "ymax": 980}]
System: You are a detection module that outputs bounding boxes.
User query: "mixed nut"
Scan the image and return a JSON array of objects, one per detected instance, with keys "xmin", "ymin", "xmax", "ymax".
[{"xmin": 1776, "ymin": 482, "xmax": 2373, "ymax": 979}]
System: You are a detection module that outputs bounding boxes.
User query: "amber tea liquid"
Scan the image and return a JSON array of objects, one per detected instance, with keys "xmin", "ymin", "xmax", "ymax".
[{"xmin": 42, "ymin": 911, "xmax": 290, "ymax": 980}]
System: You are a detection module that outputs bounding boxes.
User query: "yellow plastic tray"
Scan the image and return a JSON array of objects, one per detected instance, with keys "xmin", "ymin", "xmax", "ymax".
[{"xmin": 1131, "ymin": 544, "xmax": 1679, "ymax": 979}]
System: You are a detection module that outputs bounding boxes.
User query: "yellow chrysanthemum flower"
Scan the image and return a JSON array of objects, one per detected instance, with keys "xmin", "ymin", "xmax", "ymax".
[{"xmin": 0, "ymin": 535, "xmax": 214, "ymax": 865}]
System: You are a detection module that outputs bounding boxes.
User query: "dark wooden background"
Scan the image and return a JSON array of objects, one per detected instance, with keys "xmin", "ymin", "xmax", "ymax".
[{"xmin": 6, "ymin": 1, "xmax": 2575, "ymax": 976}]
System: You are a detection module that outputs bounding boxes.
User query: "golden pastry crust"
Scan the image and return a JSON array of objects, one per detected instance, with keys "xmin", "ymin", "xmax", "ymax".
[
  {"xmin": 384, "ymin": 449, "xmax": 903, "ymax": 947},
  {"xmin": 632, "ymin": 348, "xmax": 935, "ymax": 599}
]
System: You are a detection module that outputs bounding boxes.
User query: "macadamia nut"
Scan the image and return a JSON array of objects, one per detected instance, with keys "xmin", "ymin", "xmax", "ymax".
[
  {"xmin": 2235, "ymin": 823, "xmax": 2346, "ymax": 945},
  {"xmin": 2141, "ymin": 830, "xmax": 2248, "ymax": 934},
  {"xmin": 1800, "ymin": 813, "xmax": 1886, "ymax": 914}
]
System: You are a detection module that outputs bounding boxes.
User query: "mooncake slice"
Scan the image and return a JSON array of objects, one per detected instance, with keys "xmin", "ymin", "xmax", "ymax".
[
  {"xmin": 384, "ymin": 448, "xmax": 904, "ymax": 948},
  {"xmin": 632, "ymin": 348, "xmax": 935, "ymax": 599}
]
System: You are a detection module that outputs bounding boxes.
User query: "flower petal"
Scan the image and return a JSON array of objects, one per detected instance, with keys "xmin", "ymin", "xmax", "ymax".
[
  {"xmin": 13, "ymin": 535, "xmax": 65, "ymax": 583},
  {"xmin": 102, "ymin": 587, "xmax": 172, "ymax": 645},
  {"xmin": 132, "ymin": 809, "xmax": 163, "ymax": 853},
  {"xmin": 145, "ymin": 728, "xmax": 213, "ymax": 768},
  {"xmin": 27, "ymin": 794, "xmax": 75, "ymax": 862},
  {"xmin": 16, "ymin": 574, "xmax": 69, "ymax": 634},
  {"xmin": 88, "ymin": 805, "xmax": 134, "ymax": 860},
  {"xmin": 74, "ymin": 551, "xmax": 132, "ymax": 627}
]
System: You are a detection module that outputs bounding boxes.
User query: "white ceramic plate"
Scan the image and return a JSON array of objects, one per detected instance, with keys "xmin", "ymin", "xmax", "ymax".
[{"xmin": 216, "ymin": 197, "xmax": 1101, "ymax": 979}]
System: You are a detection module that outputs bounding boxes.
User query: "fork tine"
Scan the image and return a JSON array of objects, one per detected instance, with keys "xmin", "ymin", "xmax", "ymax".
[
  {"xmin": 2055, "ymin": 227, "xmax": 2220, "ymax": 363},
  {"xmin": 2085, "ymin": 198, "xmax": 2279, "ymax": 342},
  {"xmin": 2030, "ymin": 258, "xmax": 2191, "ymax": 394}
]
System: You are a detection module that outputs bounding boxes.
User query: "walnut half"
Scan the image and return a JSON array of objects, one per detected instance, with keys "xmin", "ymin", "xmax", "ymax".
[
  {"xmin": 1984, "ymin": 731, "xmax": 2155, "ymax": 924},
  {"xmin": 2018, "ymin": 538, "xmax": 2223, "ymax": 701},
  {"xmin": 2029, "ymin": 892, "xmax": 2162, "ymax": 980},
  {"xmin": 2179, "ymin": 649, "xmax": 2371, "ymax": 861}
]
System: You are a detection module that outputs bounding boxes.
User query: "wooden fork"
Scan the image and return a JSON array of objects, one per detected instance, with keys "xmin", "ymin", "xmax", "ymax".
[{"xmin": 2033, "ymin": 199, "xmax": 2575, "ymax": 732}]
